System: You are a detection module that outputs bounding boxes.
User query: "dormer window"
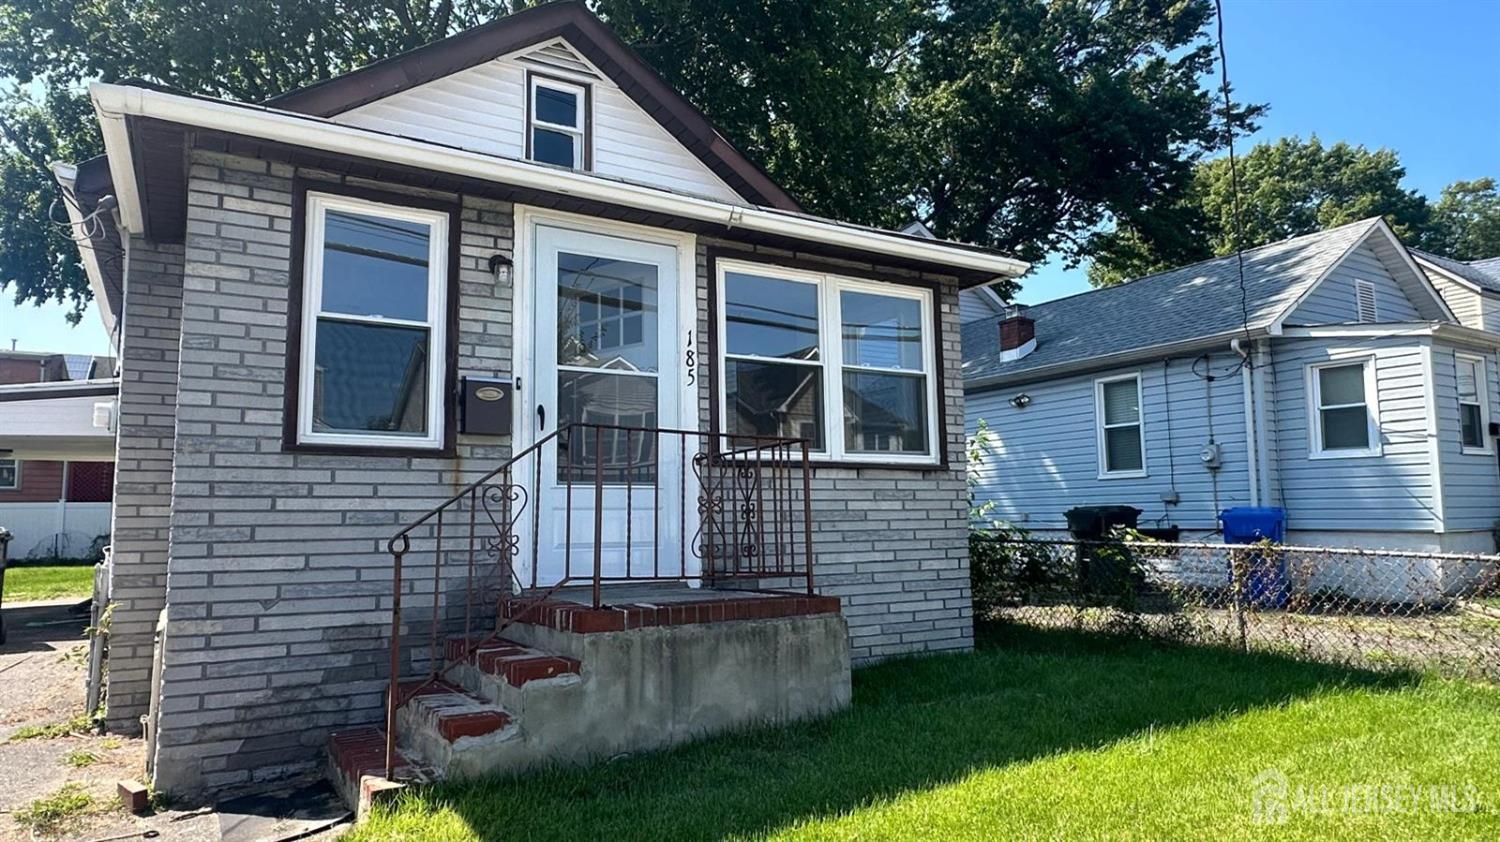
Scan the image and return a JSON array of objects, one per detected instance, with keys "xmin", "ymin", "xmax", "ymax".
[{"xmin": 527, "ymin": 74, "xmax": 589, "ymax": 169}]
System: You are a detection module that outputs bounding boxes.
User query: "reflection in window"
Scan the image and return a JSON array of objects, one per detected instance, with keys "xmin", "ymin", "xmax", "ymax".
[
  {"xmin": 557, "ymin": 253, "xmax": 657, "ymax": 371},
  {"xmin": 843, "ymin": 370, "xmax": 926, "ymax": 454},
  {"xmin": 298, "ymin": 193, "xmax": 445, "ymax": 447},
  {"xmin": 556, "ymin": 371, "xmax": 658, "ymax": 483},
  {"xmin": 724, "ymin": 272, "xmax": 820, "ymax": 360},
  {"xmin": 725, "ymin": 359, "xmax": 825, "ymax": 449},
  {"xmin": 529, "ymin": 78, "xmax": 586, "ymax": 169}
]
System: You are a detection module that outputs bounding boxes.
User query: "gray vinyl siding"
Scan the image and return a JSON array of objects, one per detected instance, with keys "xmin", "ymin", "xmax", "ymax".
[
  {"xmin": 1267, "ymin": 337, "xmax": 1437, "ymax": 532},
  {"xmin": 1431, "ymin": 342, "xmax": 1500, "ymax": 531},
  {"xmin": 959, "ymin": 288, "xmax": 1003, "ymax": 323},
  {"xmin": 966, "ymin": 352, "xmax": 1251, "ymax": 534},
  {"xmin": 1285, "ymin": 242, "xmax": 1421, "ymax": 325}
]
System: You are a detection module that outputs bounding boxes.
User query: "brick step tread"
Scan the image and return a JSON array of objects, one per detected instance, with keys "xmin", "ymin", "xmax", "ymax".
[
  {"xmin": 328, "ymin": 725, "xmax": 435, "ymax": 784},
  {"xmin": 444, "ymin": 636, "xmax": 582, "ymax": 687},
  {"xmin": 499, "ymin": 593, "xmax": 842, "ymax": 633},
  {"xmin": 399, "ymin": 679, "xmax": 514, "ymax": 741}
]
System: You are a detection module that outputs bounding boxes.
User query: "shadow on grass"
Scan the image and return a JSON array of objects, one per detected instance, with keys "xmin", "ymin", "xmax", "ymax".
[{"xmin": 373, "ymin": 621, "xmax": 1418, "ymax": 841}]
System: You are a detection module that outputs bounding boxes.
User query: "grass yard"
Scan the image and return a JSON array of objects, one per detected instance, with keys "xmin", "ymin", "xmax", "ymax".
[
  {"xmin": 2, "ymin": 562, "xmax": 96, "ymax": 602},
  {"xmin": 350, "ymin": 624, "xmax": 1499, "ymax": 841}
]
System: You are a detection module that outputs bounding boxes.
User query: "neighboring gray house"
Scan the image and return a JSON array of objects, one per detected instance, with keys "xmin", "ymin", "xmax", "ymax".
[
  {"xmin": 1413, "ymin": 249, "xmax": 1500, "ymax": 334},
  {"xmin": 55, "ymin": 2, "xmax": 1027, "ymax": 803},
  {"xmin": 964, "ymin": 218, "xmax": 1500, "ymax": 553}
]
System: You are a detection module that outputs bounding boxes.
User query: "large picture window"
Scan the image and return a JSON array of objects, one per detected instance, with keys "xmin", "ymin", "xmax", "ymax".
[
  {"xmin": 296, "ymin": 192, "xmax": 449, "ymax": 450},
  {"xmin": 1456, "ymin": 352, "xmax": 1490, "ymax": 454},
  {"xmin": 716, "ymin": 260, "xmax": 938, "ymax": 463},
  {"xmin": 1094, "ymin": 374, "xmax": 1146, "ymax": 477},
  {"xmin": 1307, "ymin": 357, "xmax": 1380, "ymax": 458}
]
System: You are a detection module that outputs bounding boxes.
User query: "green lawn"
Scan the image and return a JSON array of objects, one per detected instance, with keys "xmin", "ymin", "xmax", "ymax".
[
  {"xmin": 2, "ymin": 563, "xmax": 95, "ymax": 602},
  {"xmin": 350, "ymin": 625, "xmax": 1499, "ymax": 841}
]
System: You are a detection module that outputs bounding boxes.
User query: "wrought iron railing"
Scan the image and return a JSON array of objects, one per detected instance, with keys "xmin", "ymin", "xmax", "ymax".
[{"xmin": 381, "ymin": 423, "xmax": 815, "ymax": 778}]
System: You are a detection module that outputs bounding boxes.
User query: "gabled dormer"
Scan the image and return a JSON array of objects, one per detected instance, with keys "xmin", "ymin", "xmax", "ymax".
[{"xmin": 266, "ymin": 2, "xmax": 799, "ymax": 209}]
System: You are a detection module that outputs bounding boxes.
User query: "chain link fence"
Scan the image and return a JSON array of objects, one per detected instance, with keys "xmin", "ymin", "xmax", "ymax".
[{"xmin": 972, "ymin": 533, "xmax": 1500, "ymax": 679}]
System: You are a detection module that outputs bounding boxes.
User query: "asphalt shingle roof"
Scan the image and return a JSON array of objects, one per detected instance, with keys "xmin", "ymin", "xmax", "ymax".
[
  {"xmin": 962, "ymin": 218, "xmax": 1383, "ymax": 383},
  {"xmin": 1413, "ymin": 248, "xmax": 1500, "ymax": 293}
]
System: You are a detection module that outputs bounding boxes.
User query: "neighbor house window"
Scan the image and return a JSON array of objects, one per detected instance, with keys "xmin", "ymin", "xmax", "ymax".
[
  {"xmin": 1308, "ymin": 358, "xmax": 1380, "ymax": 458},
  {"xmin": 0, "ymin": 459, "xmax": 17, "ymax": 489},
  {"xmin": 1456, "ymin": 353, "xmax": 1490, "ymax": 453},
  {"xmin": 527, "ymin": 75, "xmax": 588, "ymax": 169},
  {"xmin": 296, "ymin": 192, "xmax": 449, "ymax": 450},
  {"xmin": 717, "ymin": 260, "xmax": 937, "ymax": 463},
  {"xmin": 1095, "ymin": 374, "xmax": 1145, "ymax": 477}
]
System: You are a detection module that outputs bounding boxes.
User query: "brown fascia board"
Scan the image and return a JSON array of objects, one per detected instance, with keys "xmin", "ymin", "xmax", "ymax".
[{"xmin": 263, "ymin": 1, "xmax": 802, "ymax": 213}]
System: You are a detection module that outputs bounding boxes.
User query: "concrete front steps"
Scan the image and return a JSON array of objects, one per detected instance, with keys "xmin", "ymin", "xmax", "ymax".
[{"xmin": 328, "ymin": 590, "xmax": 851, "ymax": 815}]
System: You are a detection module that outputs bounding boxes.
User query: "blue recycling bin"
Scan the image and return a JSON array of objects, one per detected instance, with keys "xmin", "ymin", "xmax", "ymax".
[{"xmin": 1220, "ymin": 507, "xmax": 1288, "ymax": 608}]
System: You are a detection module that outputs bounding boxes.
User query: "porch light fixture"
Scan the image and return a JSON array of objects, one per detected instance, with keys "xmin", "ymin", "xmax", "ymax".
[
  {"xmin": 1009, "ymin": 393, "xmax": 1031, "ymax": 409},
  {"xmin": 488, "ymin": 252, "xmax": 513, "ymax": 287}
]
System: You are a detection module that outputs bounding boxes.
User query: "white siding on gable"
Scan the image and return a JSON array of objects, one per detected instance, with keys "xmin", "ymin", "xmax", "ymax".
[
  {"xmin": 1286, "ymin": 242, "xmax": 1422, "ymax": 325},
  {"xmin": 1431, "ymin": 343, "xmax": 1500, "ymax": 531},
  {"xmin": 959, "ymin": 288, "xmax": 1004, "ymax": 323},
  {"xmin": 1268, "ymin": 337, "xmax": 1437, "ymax": 532},
  {"xmin": 967, "ymin": 353, "xmax": 1250, "ymax": 536},
  {"xmin": 331, "ymin": 42, "xmax": 745, "ymax": 204},
  {"xmin": 1426, "ymin": 270, "xmax": 1486, "ymax": 330}
]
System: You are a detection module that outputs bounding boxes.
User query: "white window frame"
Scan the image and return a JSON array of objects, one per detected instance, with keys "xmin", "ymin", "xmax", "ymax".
[
  {"xmin": 1094, "ymin": 372, "xmax": 1147, "ymax": 479},
  {"xmin": 296, "ymin": 191, "xmax": 449, "ymax": 450},
  {"xmin": 0, "ymin": 458, "xmax": 18, "ymax": 490},
  {"xmin": 528, "ymin": 75, "xmax": 588, "ymax": 170},
  {"xmin": 714, "ymin": 259, "xmax": 940, "ymax": 465},
  {"xmin": 1306, "ymin": 356, "xmax": 1382, "ymax": 459},
  {"xmin": 1455, "ymin": 351, "xmax": 1491, "ymax": 455}
]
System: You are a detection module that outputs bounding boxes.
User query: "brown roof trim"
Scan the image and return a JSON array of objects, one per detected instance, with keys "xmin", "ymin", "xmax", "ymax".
[{"xmin": 264, "ymin": 1, "xmax": 801, "ymax": 213}]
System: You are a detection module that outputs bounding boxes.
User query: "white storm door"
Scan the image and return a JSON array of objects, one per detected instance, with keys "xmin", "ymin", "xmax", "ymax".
[{"xmin": 529, "ymin": 224, "xmax": 685, "ymax": 587}]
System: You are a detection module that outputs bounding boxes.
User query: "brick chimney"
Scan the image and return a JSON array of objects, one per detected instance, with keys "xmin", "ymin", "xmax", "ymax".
[{"xmin": 997, "ymin": 305, "xmax": 1035, "ymax": 362}]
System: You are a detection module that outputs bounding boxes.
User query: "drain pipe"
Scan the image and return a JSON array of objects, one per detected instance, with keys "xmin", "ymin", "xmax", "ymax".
[{"xmin": 1231, "ymin": 338, "xmax": 1260, "ymax": 506}]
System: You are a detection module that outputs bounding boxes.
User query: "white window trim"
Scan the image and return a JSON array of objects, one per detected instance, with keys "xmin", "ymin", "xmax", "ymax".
[
  {"xmin": 714, "ymin": 258, "xmax": 940, "ymax": 465},
  {"xmin": 296, "ymin": 191, "xmax": 449, "ymax": 450},
  {"xmin": 1306, "ymin": 356, "xmax": 1382, "ymax": 459},
  {"xmin": 0, "ymin": 458, "xmax": 18, "ymax": 490},
  {"xmin": 528, "ymin": 75, "xmax": 588, "ymax": 170},
  {"xmin": 1455, "ymin": 351, "xmax": 1492, "ymax": 455},
  {"xmin": 1094, "ymin": 372, "xmax": 1147, "ymax": 479}
]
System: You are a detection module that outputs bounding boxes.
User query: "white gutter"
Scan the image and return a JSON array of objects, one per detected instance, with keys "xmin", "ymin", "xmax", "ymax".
[
  {"xmin": 1281, "ymin": 322, "xmax": 1500, "ymax": 347},
  {"xmin": 50, "ymin": 162, "xmax": 120, "ymax": 343},
  {"xmin": 966, "ymin": 327, "xmax": 1271, "ymax": 392},
  {"xmin": 89, "ymin": 83, "xmax": 1029, "ymax": 281}
]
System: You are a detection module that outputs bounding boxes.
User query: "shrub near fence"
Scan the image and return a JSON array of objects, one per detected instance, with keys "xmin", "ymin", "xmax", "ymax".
[{"xmin": 971, "ymin": 532, "xmax": 1500, "ymax": 680}]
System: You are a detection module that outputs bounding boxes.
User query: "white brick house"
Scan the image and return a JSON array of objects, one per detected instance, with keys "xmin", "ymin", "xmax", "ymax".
[{"xmin": 57, "ymin": 2, "xmax": 1026, "ymax": 802}]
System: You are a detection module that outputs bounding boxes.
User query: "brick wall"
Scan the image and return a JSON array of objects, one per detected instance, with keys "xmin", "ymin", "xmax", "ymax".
[
  {"xmin": 105, "ymin": 237, "xmax": 185, "ymax": 733},
  {"xmin": 696, "ymin": 239, "xmax": 973, "ymax": 662},
  {"xmin": 152, "ymin": 150, "xmax": 514, "ymax": 797},
  {"xmin": 143, "ymin": 147, "xmax": 970, "ymax": 798}
]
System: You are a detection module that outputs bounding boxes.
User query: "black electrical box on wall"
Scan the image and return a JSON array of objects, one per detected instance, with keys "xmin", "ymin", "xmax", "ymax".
[{"xmin": 460, "ymin": 377, "xmax": 513, "ymax": 436}]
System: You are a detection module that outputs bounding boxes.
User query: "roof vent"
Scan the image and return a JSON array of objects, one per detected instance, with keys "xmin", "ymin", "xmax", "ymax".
[
  {"xmin": 998, "ymin": 305, "xmax": 1036, "ymax": 363},
  {"xmin": 1355, "ymin": 279, "xmax": 1378, "ymax": 323}
]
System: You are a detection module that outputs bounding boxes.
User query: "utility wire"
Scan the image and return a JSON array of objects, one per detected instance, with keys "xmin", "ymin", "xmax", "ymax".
[{"xmin": 1215, "ymin": 0, "xmax": 1254, "ymax": 372}]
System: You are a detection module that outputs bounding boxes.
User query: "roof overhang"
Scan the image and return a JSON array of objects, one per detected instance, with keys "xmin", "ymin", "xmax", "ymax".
[
  {"xmin": 0, "ymin": 380, "xmax": 118, "ymax": 461},
  {"xmin": 50, "ymin": 162, "xmax": 123, "ymax": 344},
  {"xmin": 1281, "ymin": 321, "xmax": 1500, "ymax": 348},
  {"xmin": 91, "ymin": 82, "xmax": 1028, "ymax": 286},
  {"xmin": 965, "ymin": 327, "xmax": 1269, "ymax": 392}
]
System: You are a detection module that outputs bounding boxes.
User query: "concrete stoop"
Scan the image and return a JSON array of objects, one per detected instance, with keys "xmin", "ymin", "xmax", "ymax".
[{"xmin": 326, "ymin": 593, "xmax": 852, "ymax": 817}]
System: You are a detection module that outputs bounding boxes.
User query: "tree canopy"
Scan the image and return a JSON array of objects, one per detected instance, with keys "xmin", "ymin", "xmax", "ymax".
[
  {"xmin": 0, "ymin": 0, "xmax": 1250, "ymax": 321},
  {"xmin": 1088, "ymin": 136, "xmax": 1498, "ymax": 286}
]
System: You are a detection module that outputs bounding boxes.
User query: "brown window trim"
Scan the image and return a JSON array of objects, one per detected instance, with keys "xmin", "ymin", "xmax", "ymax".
[
  {"xmin": 704, "ymin": 247, "xmax": 951, "ymax": 473},
  {"xmin": 524, "ymin": 69, "xmax": 593, "ymax": 171},
  {"xmin": 282, "ymin": 177, "xmax": 462, "ymax": 458}
]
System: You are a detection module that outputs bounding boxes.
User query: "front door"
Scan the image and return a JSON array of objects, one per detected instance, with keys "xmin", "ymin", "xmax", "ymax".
[{"xmin": 521, "ymin": 223, "xmax": 688, "ymax": 588}]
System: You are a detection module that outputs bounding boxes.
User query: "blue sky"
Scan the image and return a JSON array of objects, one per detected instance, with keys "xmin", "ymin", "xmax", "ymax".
[{"xmin": 2, "ymin": 0, "xmax": 1497, "ymax": 355}]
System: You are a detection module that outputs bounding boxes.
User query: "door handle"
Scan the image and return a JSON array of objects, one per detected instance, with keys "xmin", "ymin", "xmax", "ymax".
[{"xmin": 538, "ymin": 404, "xmax": 546, "ymax": 431}]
